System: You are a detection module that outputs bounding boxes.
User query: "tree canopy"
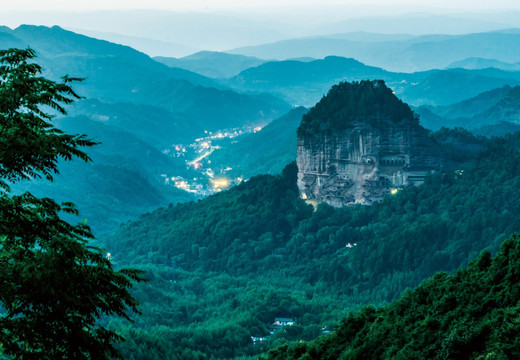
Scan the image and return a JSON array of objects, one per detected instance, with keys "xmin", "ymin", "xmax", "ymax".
[
  {"xmin": 263, "ymin": 235, "xmax": 520, "ymax": 360},
  {"xmin": 297, "ymin": 80, "xmax": 418, "ymax": 136},
  {"xmin": 0, "ymin": 48, "xmax": 142, "ymax": 359}
]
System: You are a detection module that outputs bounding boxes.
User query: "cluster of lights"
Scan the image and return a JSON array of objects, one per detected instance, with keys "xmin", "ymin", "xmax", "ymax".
[{"xmin": 175, "ymin": 180, "xmax": 189, "ymax": 189}]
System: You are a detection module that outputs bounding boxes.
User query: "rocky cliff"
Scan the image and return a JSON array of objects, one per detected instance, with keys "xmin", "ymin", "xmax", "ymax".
[{"xmin": 297, "ymin": 80, "xmax": 442, "ymax": 206}]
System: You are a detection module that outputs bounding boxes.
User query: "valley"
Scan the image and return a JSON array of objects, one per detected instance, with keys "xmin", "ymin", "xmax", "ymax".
[{"xmin": 161, "ymin": 125, "xmax": 262, "ymax": 196}]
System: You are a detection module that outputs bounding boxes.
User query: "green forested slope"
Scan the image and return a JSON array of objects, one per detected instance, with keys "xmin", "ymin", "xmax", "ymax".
[
  {"xmin": 208, "ymin": 107, "xmax": 308, "ymax": 179},
  {"xmin": 105, "ymin": 131, "xmax": 520, "ymax": 359},
  {"xmin": 264, "ymin": 235, "xmax": 520, "ymax": 360}
]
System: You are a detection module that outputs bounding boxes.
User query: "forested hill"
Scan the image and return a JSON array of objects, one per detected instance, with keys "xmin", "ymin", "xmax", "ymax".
[
  {"xmin": 264, "ymin": 235, "xmax": 520, "ymax": 360},
  {"xmin": 297, "ymin": 80, "xmax": 418, "ymax": 136},
  {"xmin": 208, "ymin": 106, "xmax": 308, "ymax": 179},
  {"xmin": 105, "ymin": 130, "xmax": 520, "ymax": 359}
]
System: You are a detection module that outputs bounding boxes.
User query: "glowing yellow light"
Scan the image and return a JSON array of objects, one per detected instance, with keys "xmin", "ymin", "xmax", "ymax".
[
  {"xmin": 212, "ymin": 178, "xmax": 229, "ymax": 188},
  {"xmin": 390, "ymin": 188, "xmax": 399, "ymax": 195},
  {"xmin": 175, "ymin": 181, "xmax": 189, "ymax": 189}
]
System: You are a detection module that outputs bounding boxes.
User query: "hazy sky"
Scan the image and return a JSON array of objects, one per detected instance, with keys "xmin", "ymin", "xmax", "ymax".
[
  {"xmin": 3, "ymin": 0, "xmax": 520, "ymax": 12},
  {"xmin": 2, "ymin": 0, "xmax": 520, "ymax": 56}
]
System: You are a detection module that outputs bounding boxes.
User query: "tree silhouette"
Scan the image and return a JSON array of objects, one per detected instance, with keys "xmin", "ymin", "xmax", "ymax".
[{"xmin": 0, "ymin": 48, "xmax": 143, "ymax": 359}]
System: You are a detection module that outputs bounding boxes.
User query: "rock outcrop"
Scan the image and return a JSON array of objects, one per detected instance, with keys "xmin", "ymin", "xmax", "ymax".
[{"xmin": 297, "ymin": 80, "xmax": 442, "ymax": 206}]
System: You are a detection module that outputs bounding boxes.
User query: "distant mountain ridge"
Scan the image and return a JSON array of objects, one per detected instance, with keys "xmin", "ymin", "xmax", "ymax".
[
  {"xmin": 415, "ymin": 85, "xmax": 520, "ymax": 133},
  {"xmin": 223, "ymin": 55, "xmax": 520, "ymax": 107},
  {"xmin": 448, "ymin": 57, "xmax": 520, "ymax": 71},
  {"xmin": 155, "ymin": 51, "xmax": 266, "ymax": 78},
  {"xmin": 0, "ymin": 25, "xmax": 290, "ymax": 136},
  {"xmin": 470, "ymin": 86, "xmax": 520, "ymax": 128},
  {"xmin": 71, "ymin": 28, "xmax": 199, "ymax": 58},
  {"xmin": 229, "ymin": 29, "xmax": 520, "ymax": 73},
  {"xmin": 224, "ymin": 56, "xmax": 389, "ymax": 106}
]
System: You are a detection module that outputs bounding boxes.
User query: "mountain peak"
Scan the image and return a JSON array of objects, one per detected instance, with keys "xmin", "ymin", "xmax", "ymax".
[
  {"xmin": 296, "ymin": 80, "xmax": 441, "ymax": 207},
  {"xmin": 297, "ymin": 80, "xmax": 417, "ymax": 136}
]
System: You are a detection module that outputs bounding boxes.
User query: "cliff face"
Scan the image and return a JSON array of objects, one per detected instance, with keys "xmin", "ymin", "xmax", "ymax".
[{"xmin": 297, "ymin": 80, "xmax": 442, "ymax": 206}]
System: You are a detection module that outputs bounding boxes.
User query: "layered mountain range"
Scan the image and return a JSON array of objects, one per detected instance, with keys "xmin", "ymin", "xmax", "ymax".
[
  {"xmin": 416, "ymin": 85, "xmax": 520, "ymax": 134},
  {"xmin": 229, "ymin": 29, "xmax": 520, "ymax": 72},
  {"xmin": 0, "ymin": 25, "xmax": 290, "ymax": 235}
]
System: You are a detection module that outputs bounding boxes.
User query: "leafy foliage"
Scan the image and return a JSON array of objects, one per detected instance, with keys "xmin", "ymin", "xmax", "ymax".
[
  {"xmin": 0, "ymin": 48, "xmax": 94, "ymax": 189},
  {"xmin": 0, "ymin": 48, "xmax": 142, "ymax": 359}
]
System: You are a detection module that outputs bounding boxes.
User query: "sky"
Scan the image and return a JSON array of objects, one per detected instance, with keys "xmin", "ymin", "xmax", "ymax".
[{"xmin": 2, "ymin": 0, "xmax": 520, "ymax": 12}]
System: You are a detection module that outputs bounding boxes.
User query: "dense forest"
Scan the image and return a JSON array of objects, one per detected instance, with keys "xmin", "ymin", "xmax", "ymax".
[
  {"xmin": 297, "ymin": 80, "xmax": 418, "ymax": 136},
  {"xmin": 104, "ymin": 129, "xmax": 520, "ymax": 359},
  {"xmin": 263, "ymin": 235, "xmax": 520, "ymax": 359}
]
